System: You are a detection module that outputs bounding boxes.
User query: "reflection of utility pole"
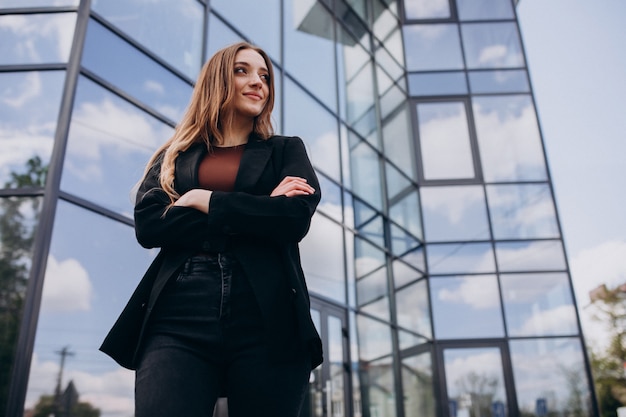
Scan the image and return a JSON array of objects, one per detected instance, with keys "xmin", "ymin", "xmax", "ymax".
[{"xmin": 54, "ymin": 346, "xmax": 74, "ymax": 417}]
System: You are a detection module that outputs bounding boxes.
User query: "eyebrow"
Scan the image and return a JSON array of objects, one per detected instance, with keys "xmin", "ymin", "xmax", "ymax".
[{"xmin": 234, "ymin": 61, "xmax": 269, "ymax": 72}]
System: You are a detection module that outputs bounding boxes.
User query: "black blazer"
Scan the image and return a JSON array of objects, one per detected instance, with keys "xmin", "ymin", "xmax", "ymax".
[{"xmin": 99, "ymin": 134, "xmax": 323, "ymax": 370}]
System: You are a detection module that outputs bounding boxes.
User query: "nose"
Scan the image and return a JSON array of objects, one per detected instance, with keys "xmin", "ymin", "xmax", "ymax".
[{"xmin": 249, "ymin": 73, "xmax": 263, "ymax": 87}]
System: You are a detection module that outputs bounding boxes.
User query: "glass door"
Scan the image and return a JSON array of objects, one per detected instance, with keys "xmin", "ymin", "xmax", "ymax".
[
  {"xmin": 437, "ymin": 342, "xmax": 518, "ymax": 417},
  {"xmin": 303, "ymin": 299, "xmax": 351, "ymax": 417}
]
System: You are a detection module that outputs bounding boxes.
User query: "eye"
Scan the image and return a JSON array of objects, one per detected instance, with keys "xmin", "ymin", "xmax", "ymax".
[
  {"xmin": 234, "ymin": 67, "xmax": 246, "ymax": 74},
  {"xmin": 260, "ymin": 73, "xmax": 270, "ymax": 83}
]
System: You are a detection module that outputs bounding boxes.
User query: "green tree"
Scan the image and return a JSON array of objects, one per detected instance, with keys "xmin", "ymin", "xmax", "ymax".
[
  {"xmin": 588, "ymin": 283, "xmax": 626, "ymax": 417},
  {"xmin": 0, "ymin": 156, "xmax": 46, "ymax": 413}
]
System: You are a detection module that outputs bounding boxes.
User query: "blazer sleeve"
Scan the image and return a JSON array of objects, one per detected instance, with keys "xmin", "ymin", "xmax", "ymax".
[
  {"xmin": 133, "ymin": 154, "xmax": 222, "ymax": 250},
  {"xmin": 206, "ymin": 136, "xmax": 321, "ymax": 243}
]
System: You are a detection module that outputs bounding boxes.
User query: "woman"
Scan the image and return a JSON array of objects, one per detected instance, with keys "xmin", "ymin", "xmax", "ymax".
[{"xmin": 100, "ymin": 42, "xmax": 322, "ymax": 417}]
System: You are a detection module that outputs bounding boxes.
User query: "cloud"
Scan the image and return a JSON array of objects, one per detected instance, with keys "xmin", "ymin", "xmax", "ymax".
[
  {"xmin": 513, "ymin": 304, "xmax": 578, "ymax": 336},
  {"xmin": 478, "ymin": 44, "xmax": 508, "ymax": 65},
  {"xmin": 41, "ymin": 255, "xmax": 93, "ymax": 312}
]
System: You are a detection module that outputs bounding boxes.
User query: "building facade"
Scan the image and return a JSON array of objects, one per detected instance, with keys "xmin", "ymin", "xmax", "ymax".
[{"xmin": 0, "ymin": 0, "xmax": 598, "ymax": 416}]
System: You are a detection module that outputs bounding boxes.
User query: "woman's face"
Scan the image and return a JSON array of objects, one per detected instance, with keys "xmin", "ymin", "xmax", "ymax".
[{"xmin": 229, "ymin": 48, "xmax": 270, "ymax": 124}]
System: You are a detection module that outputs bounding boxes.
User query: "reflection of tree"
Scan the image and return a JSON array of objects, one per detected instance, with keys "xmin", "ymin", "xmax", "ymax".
[
  {"xmin": 31, "ymin": 380, "xmax": 100, "ymax": 417},
  {"xmin": 558, "ymin": 364, "xmax": 588, "ymax": 417},
  {"xmin": 453, "ymin": 371, "xmax": 499, "ymax": 417},
  {"xmin": 0, "ymin": 156, "xmax": 46, "ymax": 413}
]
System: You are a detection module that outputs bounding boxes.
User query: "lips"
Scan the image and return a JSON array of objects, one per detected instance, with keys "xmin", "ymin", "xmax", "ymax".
[{"xmin": 244, "ymin": 92, "xmax": 263, "ymax": 100}]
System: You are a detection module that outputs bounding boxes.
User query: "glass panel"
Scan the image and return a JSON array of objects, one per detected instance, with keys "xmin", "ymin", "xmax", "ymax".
[
  {"xmin": 408, "ymin": 72, "xmax": 468, "ymax": 97},
  {"xmin": 284, "ymin": 78, "xmax": 341, "ymax": 181},
  {"xmin": 0, "ymin": 0, "xmax": 78, "ymax": 6},
  {"xmin": 361, "ymin": 295, "xmax": 390, "ymax": 322},
  {"xmin": 23, "ymin": 200, "xmax": 155, "ymax": 416},
  {"xmin": 350, "ymin": 140, "xmax": 383, "ymax": 210},
  {"xmin": 307, "ymin": 309, "xmax": 323, "ymax": 417},
  {"xmin": 380, "ymin": 83, "xmax": 406, "ymax": 121},
  {"xmin": 402, "ymin": 351, "xmax": 436, "ymax": 417},
  {"xmin": 403, "ymin": 24, "xmax": 464, "ymax": 71},
  {"xmin": 361, "ymin": 355, "xmax": 397, "ymax": 417},
  {"xmin": 373, "ymin": 3, "xmax": 398, "ymax": 44},
  {"xmin": 421, "ymin": 186, "xmax": 490, "ymax": 242},
  {"xmin": 0, "ymin": 13, "xmax": 76, "ymax": 65},
  {"xmin": 328, "ymin": 316, "xmax": 346, "ymax": 417},
  {"xmin": 509, "ymin": 338, "xmax": 593, "ymax": 417},
  {"xmin": 501, "ymin": 272, "xmax": 578, "ymax": 337},
  {"xmin": 382, "ymin": 104, "xmax": 415, "ymax": 178},
  {"xmin": 317, "ymin": 175, "xmax": 342, "ymax": 222},
  {"xmin": 468, "ymin": 70, "xmax": 530, "ymax": 94},
  {"xmin": 404, "ymin": 0, "xmax": 450, "ymax": 19},
  {"xmin": 443, "ymin": 347, "xmax": 508, "ymax": 417},
  {"xmin": 284, "ymin": 0, "xmax": 337, "ymax": 112},
  {"xmin": 427, "ymin": 242, "xmax": 495, "ymax": 275},
  {"xmin": 486, "ymin": 184, "xmax": 559, "ymax": 240},
  {"xmin": 355, "ymin": 237, "xmax": 386, "ymax": 278},
  {"xmin": 473, "ymin": 95, "xmax": 547, "ymax": 181},
  {"xmin": 389, "ymin": 190, "xmax": 422, "ymax": 239},
  {"xmin": 0, "ymin": 196, "xmax": 42, "ymax": 412},
  {"xmin": 456, "ymin": 0, "xmax": 514, "ymax": 21},
  {"xmin": 400, "ymin": 246, "xmax": 426, "ymax": 273},
  {"xmin": 354, "ymin": 198, "xmax": 377, "ymax": 229},
  {"xmin": 417, "ymin": 102, "xmax": 475, "ymax": 180},
  {"xmin": 206, "ymin": 12, "xmax": 245, "ymax": 58},
  {"xmin": 358, "ymin": 215, "xmax": 385, "ymax": 248},
  {"xmin": 211, "ymin": 0, "xmax": 281, "ymax": 63},
  {"xmin": 386, "ymin": 162, "xmax": 413, "ymax": 201},
  {"xmin": 357, "ymin": 266, "xmax": 388, "ymax": 306},
  {"xmin": 390, "ymin": 223, "xmax": 420, "ymax": 256},
  {"xmin": 300, "ymin": 214, "xmax": 346, "ymax": 303},
  {"xmin": 61, "ymin": 76, "xmax": 174, "ymax": 217},
  {"xmin": 398, "ymin": 329, "xmax": 429, "ymax": 350},
  {"xmin": 461, "ymin": 22, "xmax": 524, "ymax": 69},
  {"xmin": 91, "ymin": 0, "xmax": 203, "ymax": 79},
  {"xmin": 392, "ymin": 258, "xmax": 423, "ymax": 288},
  {"xmin": 357, "ymin": 314, "xmax": 392, "ymax": 361},
  {"xmin": 431, "ymin": 275, "xmax": 504, "ymax": 338},
  {"xmin": 0, "ymin": 71, "xmax": 65, "ymax": 188},
  {"xmin": 83, "ymin": 19, "xmax": 193, "ymax": 122},
  {"xmin": 396, "ymin": 279, "xmax": 432, "ymax": 338},
  {"xmin": 495, "ymin": 240, "xmax": 566, "ymax": 272},
  {"xmin": 376, "ymin": 43, "xmax": 404, "ymax": 87}
]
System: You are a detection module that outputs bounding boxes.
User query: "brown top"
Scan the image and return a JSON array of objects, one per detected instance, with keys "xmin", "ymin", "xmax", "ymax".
[{"xmin": 198, "ymin": 144, "xmax": 245, "ymax": 192}]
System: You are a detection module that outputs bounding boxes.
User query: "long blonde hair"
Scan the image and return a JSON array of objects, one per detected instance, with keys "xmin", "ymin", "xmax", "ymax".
[{"xmin": 142, "ymin": 42, "xmax": 275, "ymax": 204}]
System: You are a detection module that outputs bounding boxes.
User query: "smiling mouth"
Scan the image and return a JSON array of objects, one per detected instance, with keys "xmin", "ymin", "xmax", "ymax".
[{"xmin": 244, "ymin": 93, "xmax": 263, "ymax": 100}]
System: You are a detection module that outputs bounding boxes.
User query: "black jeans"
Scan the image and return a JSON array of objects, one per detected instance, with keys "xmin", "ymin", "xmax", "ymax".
[{"xmin": 135, "ymin": 253, "xmax": 310, "ymax": 417}]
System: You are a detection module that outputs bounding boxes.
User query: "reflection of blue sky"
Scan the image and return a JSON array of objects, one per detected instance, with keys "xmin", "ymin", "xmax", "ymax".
[
  {"xmin": 0, "ymin": 13, "xmax": 75, "ymax": 65},
  {"xmin": 61, "ymin": 76, "xmax": 174, "ymax": 217},
  {"xmin": 26, "ymin": 200, "xmax": 155, "ymax": 417},
  {"xmin": 0, "ymin": 71, "xmax": 65, "ymax": 185},
  {"xmin": 82, "ymin": 19, "xmax": 193, "ymax": 122},
  {"xmin": 91, "ymin": 0, "xmax": 203, "ymax": 80},
  {"xmin": 428, "ymin": 242, "xmax": 495, "ymax": 274},
  {"xmin": 461, "ymin": 22, "xmax": 525, "ymax": 69},
  {"xmin": 403, "ymin": 24, "xmax": 464, "ymax": 71}
]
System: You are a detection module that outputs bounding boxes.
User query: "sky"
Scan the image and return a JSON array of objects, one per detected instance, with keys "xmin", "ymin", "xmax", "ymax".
[{"xmin": 516, "ymin": 0, "xmax": 626, "ymax": 350}]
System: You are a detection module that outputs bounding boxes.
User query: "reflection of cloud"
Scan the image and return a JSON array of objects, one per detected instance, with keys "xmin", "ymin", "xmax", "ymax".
[
  {"xmin": 67, "ymin": 96, "xmax": 172, "ymax": 182},
  {"xmin": 444, "ymin": 349, "xmax": 504, "ymax": 397},
  {"xmin": 438, "ymin": 275, "xmax": 499, "ymax": 309},
  {"xmin": 404, "ymin": 0, "xmax": 449, "ymax": 19},
  {"xmin": 0, "ymin": 13, "xmax": 75, "ymax": 62},
  {"xmin": 25, "ymin": 353, "xmax": 134, "ymax": 417},
  {"xmin": 514, "ymin": 305, "xmax": 577, "ymax": 336},
  {"xmin": 473, "ymin": 97, "xmax": 546, "ymax": 181},
  {"xmin": 305, "ymin": 131, "xmax": 340, "ymax": 180},
  {"xmin": 496, "ymin": 241, "xmax": 565, "ymax": 272},
  {"xmin": 2, "ymin": 72, "xmax": 42, "ymax": 108},
  {"xmin": 421, "ymin": 186, "xmax": 484, "ymax": 224},
  {"xmin": 143, "ymin": 79, "xmax": 165, "ymax": 95},
  {"xmin": 478, "ymin": 44, "xmax": 508, "ymax": 65},
  {"xmin": 41, "ymin": 255, "xmax": 93, "ymax": 312}
]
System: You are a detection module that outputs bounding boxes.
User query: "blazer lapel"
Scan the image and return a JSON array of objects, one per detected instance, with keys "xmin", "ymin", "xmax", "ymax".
[
  {"xmin": 234, "ymin": 136, "xmax": 272, "ymax": 192},
  {"xmin": 174, "ymin": 142, "xmax": 206, "ymax": 194}
]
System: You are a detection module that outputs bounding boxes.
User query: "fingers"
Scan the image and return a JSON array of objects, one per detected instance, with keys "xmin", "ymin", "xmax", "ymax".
[{"xmin": 270, "ymin": 176, "xmax": 315, "ymax": 197}]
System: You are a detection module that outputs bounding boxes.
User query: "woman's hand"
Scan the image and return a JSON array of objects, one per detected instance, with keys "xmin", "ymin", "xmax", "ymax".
[
  {"xmin": 271, "ymin": 176, "xmax": 315, "ymax": 197},
  {"xmin": 174, "ymin": 189, "xmax": 213, "ymax": 213}
]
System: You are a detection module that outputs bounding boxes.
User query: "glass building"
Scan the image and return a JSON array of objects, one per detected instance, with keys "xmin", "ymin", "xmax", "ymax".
[{"xmin": 0, "ymin": 0, "xmax": 599, "ymax": 416}]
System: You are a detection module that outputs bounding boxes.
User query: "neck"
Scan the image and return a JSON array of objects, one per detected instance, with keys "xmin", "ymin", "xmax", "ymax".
[{"xmin": 218, "ymin": 117, "xmax": 254, "ymax": 147}]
